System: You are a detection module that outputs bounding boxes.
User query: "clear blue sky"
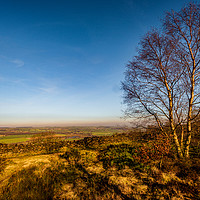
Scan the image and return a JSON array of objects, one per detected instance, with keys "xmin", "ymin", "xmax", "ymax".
[{"xmin": 0, "ymin": 0, "xmax": 190, "ymax": 126}]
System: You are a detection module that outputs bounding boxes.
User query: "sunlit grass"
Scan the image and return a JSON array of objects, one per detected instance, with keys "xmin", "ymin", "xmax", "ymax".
[
  {"xmin": 0, "ymin": 134, "xmax": 33, "ymax": 144},
  {"xmin": 0, "ymin": 155, "xmax": 65, "ymax": 200},
  {"xmin": 55, "ymin": 134, "xmax": 67, "ymax": 137},
  {"xmin": 65, "ymin": 138, "xmax": 81, "ymax": 141},
  {"xmin": 92, "ymin": 132, "xmax": 114, "ymax": 136}
]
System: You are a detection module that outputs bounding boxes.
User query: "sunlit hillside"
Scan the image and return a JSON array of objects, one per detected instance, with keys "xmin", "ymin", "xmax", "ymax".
[{"xmin": 0, "ymin": 128, "xmax": 199, "ymax": 199}]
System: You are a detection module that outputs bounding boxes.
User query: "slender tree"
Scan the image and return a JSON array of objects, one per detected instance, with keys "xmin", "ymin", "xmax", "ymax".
[
  {"xmin": 164, "ymin": 2, "xmax": 200, "ymax": 157},
  {"xmin": 122, "ymin": 2, "xmax": 200, "ymax": 158}
]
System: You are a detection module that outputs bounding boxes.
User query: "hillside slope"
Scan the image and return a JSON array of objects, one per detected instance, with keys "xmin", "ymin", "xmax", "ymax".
[{"xmin": 0, "ymin": 132, "xmax": 199, "ymax": 199}]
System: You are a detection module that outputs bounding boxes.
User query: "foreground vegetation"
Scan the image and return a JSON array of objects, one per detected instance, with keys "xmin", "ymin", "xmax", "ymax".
[{"xmin": 0, "ymin": 128, "xmax": 199, "ymax": 199}]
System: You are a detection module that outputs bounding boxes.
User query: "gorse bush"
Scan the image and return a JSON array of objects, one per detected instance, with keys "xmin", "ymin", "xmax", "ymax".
[
  {"xmin": 99, "ymin": 144, "xmax": 143, "ymax": 170},
  {"xmin": 31, "ymin": 132, "xmax": 64, "ymax": 154},
  {"xmin": 60, "ymin": 148, "xmax": 81, "ymax": 164}
]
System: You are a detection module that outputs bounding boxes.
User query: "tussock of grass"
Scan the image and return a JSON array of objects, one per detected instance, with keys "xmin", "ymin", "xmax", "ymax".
[{"xmin": 0, "ymin": 156, "xmax": 67, "ymax": 200}]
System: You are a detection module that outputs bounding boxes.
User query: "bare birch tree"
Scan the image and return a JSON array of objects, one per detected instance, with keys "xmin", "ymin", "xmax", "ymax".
[
  {"xmin": 164, "ymin": 2, "xmax": 200, "ymax": 158},
  {"xmin": 122, "ymin": 2, "xmax": 200, "ymax": 158}
]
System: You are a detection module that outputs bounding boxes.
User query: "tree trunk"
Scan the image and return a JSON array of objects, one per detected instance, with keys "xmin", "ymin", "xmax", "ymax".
[
  {"xmin": 181, "ymin": 125, "xmax": 184, "ymax": 152},
  {"xmin": 165, "ymin": 79, "xmax": 183, "ymax": 158},
  {"xmin": 185, "ymin": 55, "xmax": 195, "ymax": 158},
  {"xmin": 171, "ymin": 124, "xmax": 183, "ymax": 158}
]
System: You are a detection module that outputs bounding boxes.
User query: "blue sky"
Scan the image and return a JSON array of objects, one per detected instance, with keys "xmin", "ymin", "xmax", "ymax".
[{"xmin": 0, "ymin": 0, "xmax": 190, "ymax": 126}]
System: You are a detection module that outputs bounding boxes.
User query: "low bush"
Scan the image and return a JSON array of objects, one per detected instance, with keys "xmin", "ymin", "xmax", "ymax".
[
  {"xmin": 99, "ymin": 134, "xmax": 172, "ymax": 171},
  {"xmin": 132, "ymin": 134, "xmax": 172, "ymax": 165},
  {"xmin": 99, "ymin": 144, "xmax": 143, "ymax": 170},
  {"xmin": 60, "ymin": 148, "xmax": 81, "ymax": 164}
]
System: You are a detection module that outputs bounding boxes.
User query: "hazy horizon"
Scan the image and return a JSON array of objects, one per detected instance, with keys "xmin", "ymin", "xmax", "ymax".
[{"xmin": 0, "ymin": 117, "xmax": 126, "ymax": 127}]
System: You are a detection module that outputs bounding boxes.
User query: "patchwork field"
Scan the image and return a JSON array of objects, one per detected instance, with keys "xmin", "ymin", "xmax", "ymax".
[
  {"xmin": 0, "ymin": 134, "xmax": 33, "ymax": 144},
  {"xmin": 0, "ymin": 126, "xmax": 125, "ymax": 144}
]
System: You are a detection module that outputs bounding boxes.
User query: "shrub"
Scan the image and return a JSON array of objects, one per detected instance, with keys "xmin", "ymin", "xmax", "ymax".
[
  {"xmin": 30, "ymin": 132, "xmax": 64, "ymax": 154},
  {"xmin": 99, "ymin": 144, "xmax": 143, "ymax": 170},
  {"xmin": 60, "ymin": 148, "xmax": 81, "ymax": 164},
  {"xmin": 99, "ymin": 134, "xmax": 172, "ymax": 170}
]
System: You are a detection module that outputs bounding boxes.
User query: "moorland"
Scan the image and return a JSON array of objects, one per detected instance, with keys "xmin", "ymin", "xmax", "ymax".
[{"xmin": 0, "ymin": 126, "xmax": 199, "ymax": 199}]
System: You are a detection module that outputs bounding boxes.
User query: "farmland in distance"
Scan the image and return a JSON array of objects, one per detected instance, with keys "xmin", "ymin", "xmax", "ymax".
[{"xmin": 0, "ymin": 126, "xmax": 126, "ymax": 144}]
